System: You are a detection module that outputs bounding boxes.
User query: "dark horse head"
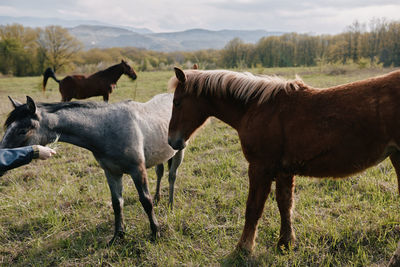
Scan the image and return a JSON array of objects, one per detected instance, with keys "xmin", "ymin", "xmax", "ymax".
[
  {"xmin": 1, "ymin": 96, "xmax": 44, "ymax": 149},
  {"xmin": 121, "ymin": 60, "xmax": 137, "ymax": 80}
]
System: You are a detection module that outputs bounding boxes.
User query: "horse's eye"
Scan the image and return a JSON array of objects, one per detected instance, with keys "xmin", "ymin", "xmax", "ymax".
[
  {"xmin": 17, "ymin": 129, "xmax": 28, "ymax": 135},
  {"xmin": 173, "ymin": 99, "xmax": 181, "ymax": 107}
]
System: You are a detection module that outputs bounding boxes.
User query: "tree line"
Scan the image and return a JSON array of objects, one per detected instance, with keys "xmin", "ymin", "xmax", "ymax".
[
  {"xmin": 0, "ymin": 24, "xmax": 81, "ymax": 76},
  {"xmin": 222, "ymin": 18, "xmax": 400, "ymax": 69},
  {"xmin": 1, "ymin": 18, "xmax": 400, "ymax": 76}
]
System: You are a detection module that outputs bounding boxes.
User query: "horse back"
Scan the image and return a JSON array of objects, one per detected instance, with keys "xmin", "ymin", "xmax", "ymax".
[{"xmin": 239, "ymin": 72, "xmax": 400, "ymax": 178}]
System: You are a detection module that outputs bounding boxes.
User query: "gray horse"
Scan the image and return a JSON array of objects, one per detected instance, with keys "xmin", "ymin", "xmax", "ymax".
[{"xmin": 0, "ymin": 94, "xmax": 184, "ymax": 243}]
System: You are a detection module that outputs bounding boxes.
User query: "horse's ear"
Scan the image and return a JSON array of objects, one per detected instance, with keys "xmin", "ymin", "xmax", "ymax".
[
  {"xmin": 26, "ymin": 96, "xmax": 36, "ymax": 114},
  {"xmin": 8, "ymin": 96, "xmax": 22, "ymax": 109},
  {"xmin": 121, "ymin": 59, "xmax": 126, "ymax": 64},
  {"xmin": 193, "ymin": 64, "xmax": 198, "ymax": 70},
  {"xmin": 174, "ymin": 67, "xmax": 186, "ymax": 83}
]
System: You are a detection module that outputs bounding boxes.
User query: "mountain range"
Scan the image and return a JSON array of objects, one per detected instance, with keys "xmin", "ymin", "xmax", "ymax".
[{"xmin": 1, "ymin": 16, "xmax": 283, "ymax": 52}]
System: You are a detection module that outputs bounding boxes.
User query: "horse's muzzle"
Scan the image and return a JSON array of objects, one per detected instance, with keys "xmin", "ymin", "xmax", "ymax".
[{"xmin": 168, "ymin": 137, "xmax": 186, "ymax": 150}]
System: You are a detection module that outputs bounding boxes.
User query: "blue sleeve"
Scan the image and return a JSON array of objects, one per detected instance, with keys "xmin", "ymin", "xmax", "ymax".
[{"xmin": 0, "ymin": 146, "xmax": 35, "ymax": 175}]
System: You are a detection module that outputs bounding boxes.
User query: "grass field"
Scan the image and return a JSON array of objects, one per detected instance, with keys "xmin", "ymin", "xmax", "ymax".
[{"xmin": 0, "ymin": 65, "xmax": 399, "ymax": 266}]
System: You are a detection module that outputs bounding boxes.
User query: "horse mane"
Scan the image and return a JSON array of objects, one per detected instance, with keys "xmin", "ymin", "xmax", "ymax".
[
  {"xmin": 39, "ymin": 101, "xmax": 106, "ymax": 113},
  {"xmin": 92, "ymin": 62, "xmax": 123, "ymax": 78},
  {"xmin": 4, "ymin": 101, "xmax": 106, "ymax": 129},
  {"xmin": 168, "ymin": 70, "xmax": 310, "ymax": 104}
]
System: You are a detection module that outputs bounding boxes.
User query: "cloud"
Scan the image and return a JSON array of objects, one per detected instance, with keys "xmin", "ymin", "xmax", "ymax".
[
  {"xmin": 0, "ymin": 5, "xmax": 19, "ymax": 16},
  {"xmin": 274, "ymin": 4, "xmax": 400, "ymax": 33},
  {"xmin": 0, "ymin": 0, "xmax": 400, "ymax": 34}
]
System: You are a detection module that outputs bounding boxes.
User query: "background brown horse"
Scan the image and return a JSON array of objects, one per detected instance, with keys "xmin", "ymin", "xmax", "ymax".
[
  {"xmin": 42, "ymin": 60, "xmax": 137, "ymax": 102},
  {"xmin": 168, "ymin": 67, "xmax": 400, "ymax": 256}
]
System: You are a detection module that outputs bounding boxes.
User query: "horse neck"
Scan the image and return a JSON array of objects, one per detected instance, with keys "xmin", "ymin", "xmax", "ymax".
[
  {"xmin": 41, "ymin": 107, "xmax": 106, "ymax": 152},
  {"xmin": 205, "ymin": 95, "xmax": 248, "ymax": 130},
  {"xmin": 96, "ymin": 64, "xmax": 124, "ymax": 83}
]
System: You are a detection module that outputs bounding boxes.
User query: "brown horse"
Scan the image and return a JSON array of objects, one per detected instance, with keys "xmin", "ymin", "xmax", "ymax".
[
  {"xmin": 167, "ymin": 67, "xmax": 400, "ymax": 255},
  {"xmin": 42, "ymin": 60, "xmax": 137, "ymax": 102}
]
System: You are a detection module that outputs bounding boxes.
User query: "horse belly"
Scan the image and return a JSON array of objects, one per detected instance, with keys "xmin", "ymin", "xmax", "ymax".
[
  {"xmin": 141, "ymin": 120, "xmax": 176, "ymax": 168},
  {"xmin": 75, "ymin": 84, "xmax": 97, "ymax": 99},
  {"xmin": 144, "ymin": 142, "xmax": 176, "ymax": 168},
  {"xmin": 291, "ymin": 141, "xmax": 398, "ymax": 178}
]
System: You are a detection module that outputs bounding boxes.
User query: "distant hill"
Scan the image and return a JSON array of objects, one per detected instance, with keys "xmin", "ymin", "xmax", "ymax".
[
  {"xmin": 0, "ymin": 16, "xmax": 284, "ymax": 52},
  {"xmin": 151, "ymin": 28, "xmax": 281, "ymax": 51},
  {"xmin": 69, "ymin": 25, "xmax": 283, "ymax": 52},
  {"xmin": 68, "ymin": 25, "xmax": 180, "ymax": 51},
  {"xmin": 0, "ymin": 16, "xmax": 152, "ymax": 34}
]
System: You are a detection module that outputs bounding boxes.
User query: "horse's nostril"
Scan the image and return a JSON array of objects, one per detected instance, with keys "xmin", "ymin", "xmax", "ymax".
[{"xmin": 168, "ymin": 138, "xmax": 186, "ymax": 150}]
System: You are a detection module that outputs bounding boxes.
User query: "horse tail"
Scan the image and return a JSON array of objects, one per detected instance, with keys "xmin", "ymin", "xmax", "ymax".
[{"xmin": 42, "ymin": 67, "xmax": 60, "ymax": 91}]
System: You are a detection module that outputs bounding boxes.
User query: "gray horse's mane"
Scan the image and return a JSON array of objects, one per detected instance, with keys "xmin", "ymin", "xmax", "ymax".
[
  {"xmin": 168, "ymin": 69, "xmax": 309, "ymax": 104},
  {"xmin": 39, "ymin": 101, "xmax": 107, "ymax": 113},
  {"xmin": 4, "ymin": 101, "xmax": 113, "ymax": 129}
]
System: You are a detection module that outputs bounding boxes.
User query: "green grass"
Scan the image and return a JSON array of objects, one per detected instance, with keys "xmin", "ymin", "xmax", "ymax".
[{"xmin": 0, "ymin": 67, "xmax": 399, "ymax": 266}]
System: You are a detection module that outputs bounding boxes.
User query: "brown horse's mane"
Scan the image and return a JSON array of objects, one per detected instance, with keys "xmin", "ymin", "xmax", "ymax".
[
  {"xmin": 91, "ymin": 62, "xmax": 123, "ymax": 79},
  {"xmin": 168, "ymin": 69, "xmax": 310, "ymax": 104}
]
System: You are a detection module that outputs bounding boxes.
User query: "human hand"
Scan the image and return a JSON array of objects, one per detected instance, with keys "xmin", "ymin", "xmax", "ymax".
[{"xmin": 37, "ymin": 145, "xmax": 56, "ymax": 160}]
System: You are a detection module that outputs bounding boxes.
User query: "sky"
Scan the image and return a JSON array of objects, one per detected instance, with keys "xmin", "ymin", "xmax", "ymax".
[{"xmin": 1, "ymin": 0, "xmax": 400, "ymax": 34}]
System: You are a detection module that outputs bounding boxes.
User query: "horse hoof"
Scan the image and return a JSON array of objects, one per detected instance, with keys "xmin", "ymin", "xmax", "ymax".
[
  {"xmin": 234, "ymin": 244, "xmax": 253, "ymax": 257},
  {"xmin": 153, "ymin": 193, "xmax": 161, "ymax": 205},
  {"xmin": 150, "ymin": 227, "xmax": 161, "ymax": 241},
  {"xmin": 277, "ymin": 236, "xmax": 295, "ymax": 253},
  {"xmin": 150, "ymin": 232, "xmax": 160, "ymax": 242},
  {"xmin": 107, "ymin": 231, "xmax": 125, "ymax": 247},
  {"xmin": 153, "ymin": 197, "xmax": 160, "ymax": 206}
]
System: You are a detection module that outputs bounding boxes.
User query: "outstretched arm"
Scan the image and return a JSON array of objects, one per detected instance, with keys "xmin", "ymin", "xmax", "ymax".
[
  {"xmin": 36, "ymin": 145, "xmax": 56, "ymax": 160},
  {"xmin": 0, "ymin": 145, "xmax": 56, "ymax": 175}
]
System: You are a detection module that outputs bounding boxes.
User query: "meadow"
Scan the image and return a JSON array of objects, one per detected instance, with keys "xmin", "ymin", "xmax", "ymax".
[{"xmin": 0, "ymin": 65, "xmax": 399, "ymax": 266}]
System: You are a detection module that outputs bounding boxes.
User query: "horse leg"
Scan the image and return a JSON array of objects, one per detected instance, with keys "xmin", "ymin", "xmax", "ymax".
[
  {"xmin": 236, "ymin": 163, "xmax": 273, "ymax": 254},
  {"xmin": 153, "ymin": 164, "xmax": 164, "ymax": 205},
  {"xmin": 104, "ymin": 169, "xmax": 125, "ymax": 245},
  {"xmin": 130, "ymin": 163, "xmax": 160, "ymax": 239},
  {"xmin": 103, "ymin": 93, "xmax": 109, "ymax": 102},
  {"xmin": 168, "ymin": 149, "xmax": 184, "ymax": 209},
  {"xmin": 168, "ymin": 158, "xmax": 172, "ymax": 170},
  {"xmin": 389, "ymin": 152, "xmax": 400, "ymax": 195},
  {"xmin": 276, "ymin": 174, "xmax": 296, "ymax": 250},
  {"xmin": 61, "ymin": 92, "xmax": 72, "ymax": 102},
  {"xmin": 62, "ymin": 96, "xmax": 72, "ymax": 102}
]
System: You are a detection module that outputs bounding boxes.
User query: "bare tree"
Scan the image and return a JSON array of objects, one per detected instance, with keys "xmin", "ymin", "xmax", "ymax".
[{"xmin": 37, "ymin": 25, "xmax": 82, "ymax": 72}]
